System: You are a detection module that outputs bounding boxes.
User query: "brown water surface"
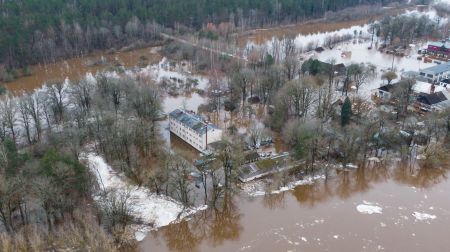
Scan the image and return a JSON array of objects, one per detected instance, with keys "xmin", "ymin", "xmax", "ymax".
[
  {"xmin": 4, "ymin": 47, "xmax": 162, "ymax": 93},
  {"xmin": 141, "ymin": 163, "xmax": 450, "ymax": 252}
]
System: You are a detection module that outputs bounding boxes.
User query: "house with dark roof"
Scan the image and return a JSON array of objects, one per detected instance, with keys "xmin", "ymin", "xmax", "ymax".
[
  {"xmin": 374, "ymin": 81, "xmax": 446, "ymax": 101},
  {"xmin": 169, "ymin": 109, "xmax": 222, "ymax": 152},
  {"xmin": 415, "ymin": 91, "xmax": 450, "ymax": 111},
  {"xmin": 376, "ymin": 84, "xmax": 396, "ymax": 100}
]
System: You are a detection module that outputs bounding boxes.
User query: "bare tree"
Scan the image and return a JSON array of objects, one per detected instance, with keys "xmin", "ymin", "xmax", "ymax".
[{"xmin": 1, "ymin": 97, "xmax": 17, "ymax": 143}]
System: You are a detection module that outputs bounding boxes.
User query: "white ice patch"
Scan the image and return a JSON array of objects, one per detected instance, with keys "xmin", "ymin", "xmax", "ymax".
[
  {"xmin": 82, "ymin": 152, "xmax": 207, "ymax": 241},
  {"xmin": 412, "ymin": 212, "xmax": 436, "ymax": 221},
  {"xmin": 368, "ymin": 157, "xmax": 381, "ymax": 162},
  {"xmin": 242, "ymin": 175, "xmax": 325, "ymax": 197},
  {"xmin": 356, "ymin": 202, "xmax": 383, "ymax": 214}
]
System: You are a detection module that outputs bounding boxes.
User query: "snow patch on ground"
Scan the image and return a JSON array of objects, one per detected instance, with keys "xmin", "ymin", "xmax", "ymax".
[
  {"xmin": 83, "ymin": 152, "xmax": 207, "ymax": 241},
  {"xmin": 412, "ymin": 212, "xmax": 436, "ymax": 221},
  {"xmin": 356, "ymin": 202, "xmax": 383, "ymax": 214}
]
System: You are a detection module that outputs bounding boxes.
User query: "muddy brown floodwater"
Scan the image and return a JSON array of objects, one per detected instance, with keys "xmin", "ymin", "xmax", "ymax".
[
  {"xmin": 4, "ymin": 47, "xmax": 162, "ymax": 94},
  {"xmin": 236, "ymin": 6, "xmax": 409, "ymax": 47},
  {"xmin": 141, "ymin": 162, "xmax": 450, "ymax": 252}
]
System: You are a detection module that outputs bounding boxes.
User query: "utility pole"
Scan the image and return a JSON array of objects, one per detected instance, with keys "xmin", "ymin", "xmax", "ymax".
[
  {"xmin": 391, "ymin": 53, "xmax": 395, "ymax": 71},
  {"xmin": 205, "ymin": 124, "xmax": 208, "ymax": 151}
]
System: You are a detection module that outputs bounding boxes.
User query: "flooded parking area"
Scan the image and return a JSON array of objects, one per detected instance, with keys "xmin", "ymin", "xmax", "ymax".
[{"xmin": 141, "ymin": 163, "xmax": 450, "ymax": 252}]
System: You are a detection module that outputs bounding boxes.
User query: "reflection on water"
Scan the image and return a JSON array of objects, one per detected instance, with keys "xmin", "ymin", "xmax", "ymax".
[
  {"xmin": 168, "ymin": 133, "xmax": 201, "ymax": 161},
  {"xmin": 142, "ymin": 160, "xmax": 450, "ymax": 252},
  {"xmin": 146, "ymin": 194, "xmax": 242, "ymax": 252}
]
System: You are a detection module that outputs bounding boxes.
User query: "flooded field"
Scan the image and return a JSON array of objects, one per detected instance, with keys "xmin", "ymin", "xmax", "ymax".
[
  {"xmin": 4, "ymin": 46, "xmax": 162, "ymax": 93},
  {"xmin": 237, "ymin": 6, "xmax": 408, "ymax": 48},
  {"xmin": 141, "ymin": 163, "xmax": 450, "ymax": 252}
]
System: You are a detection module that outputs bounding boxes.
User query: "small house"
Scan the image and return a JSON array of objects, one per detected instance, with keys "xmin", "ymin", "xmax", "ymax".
[
  {"xmin": 376, "ymin": 84, "xmax": 396, "ymax": 100},
  {"xmin": 415, "ymin": 91, "xmax": 450, "ymax": 111}
]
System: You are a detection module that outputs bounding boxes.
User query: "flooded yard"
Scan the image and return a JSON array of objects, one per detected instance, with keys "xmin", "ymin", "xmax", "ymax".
[{"xmin": 141, "ymin": 163, "xmax": 450, "ymax": 252}]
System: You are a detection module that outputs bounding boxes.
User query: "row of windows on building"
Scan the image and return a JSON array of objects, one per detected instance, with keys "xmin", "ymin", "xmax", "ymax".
[{"xmin": 170, "ymin": 120, "xmax": 204, "ymax": 148}]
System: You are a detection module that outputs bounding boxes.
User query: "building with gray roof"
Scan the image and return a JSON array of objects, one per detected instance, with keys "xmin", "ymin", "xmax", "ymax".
[
  {"xmin": 169, "ymin": 109, "xmax": 223, "ymax": 152},
  {"xmin": 419, "ymin": 61, "xmax": 450, "ymax": 83}
]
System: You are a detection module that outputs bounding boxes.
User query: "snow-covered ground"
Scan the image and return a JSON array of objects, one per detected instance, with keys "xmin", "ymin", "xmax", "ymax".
[{"xmin": 82, "ymin": 152, "xmax": 207, "ymax": 241}]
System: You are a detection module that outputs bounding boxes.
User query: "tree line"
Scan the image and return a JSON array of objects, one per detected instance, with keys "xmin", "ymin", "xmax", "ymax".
[{"xmin": 0, "ymin": 0, "xmax": 398, "ymax": 70}]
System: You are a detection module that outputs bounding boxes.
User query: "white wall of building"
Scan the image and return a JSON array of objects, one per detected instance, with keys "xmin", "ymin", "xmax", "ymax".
[{"xmin": 169, "ymin": 117, "xmax": 222, "ymax": 152}]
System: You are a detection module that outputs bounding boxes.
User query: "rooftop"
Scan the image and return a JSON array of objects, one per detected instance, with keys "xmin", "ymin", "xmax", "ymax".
[
  {"xmin": 417, "ymin": 91, "xmax": 448, "ymax": 105},
  {"xmin": 169, "ymin": 109, "xmax": 219, "ymax": 135},
  {"xmin": 420, "ymin": 61, "xmax": 450, "ymax": 75},
  {"xmin": 378, "ymin": 81, "xmax": 445, "ymax": 95},
  {"xmin": 429, "ymin": 41, "xmax": 450, "ymax": 49},
  {"xmin": 378, "ymin": 84, "xmax": 396, "ymax": 93}
]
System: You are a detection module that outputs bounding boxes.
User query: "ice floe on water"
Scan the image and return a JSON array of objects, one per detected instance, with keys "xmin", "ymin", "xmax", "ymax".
[
  {"xmin": 82, "ymin": 152, "xmax": 207, "ymax": 241},
  {"xmin": 356, "ymin": 201, "xmax": 383, "ymax": 214},
  {"xmin": 242, "ymin": 175, "xmax": 326, "ymax": 196},
  {"xmin": 412, "ymin": 212, "xmax": 437, "ymax": 221}
]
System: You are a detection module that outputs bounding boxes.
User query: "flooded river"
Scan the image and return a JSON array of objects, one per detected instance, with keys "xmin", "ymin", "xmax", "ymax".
[
  {"xmin": 141, "ymin": 162, "xmax": 450, "ymax": 252},
  {"xmin": 2, "ymin": 4, "xmax": 449, "ymax": 251}
]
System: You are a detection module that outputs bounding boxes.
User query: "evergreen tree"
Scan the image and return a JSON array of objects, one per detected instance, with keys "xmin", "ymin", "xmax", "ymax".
[{"xmin": 341, "ymin": 97, "xmax": 352, "ymax": 126}]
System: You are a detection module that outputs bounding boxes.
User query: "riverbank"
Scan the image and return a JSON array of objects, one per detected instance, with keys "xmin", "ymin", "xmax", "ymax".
[{"xmin": 82, "ymin": 149, "xmax": 208, "ymax": 242}]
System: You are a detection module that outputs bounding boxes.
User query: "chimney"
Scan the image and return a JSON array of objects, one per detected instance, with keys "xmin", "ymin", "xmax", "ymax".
[{"xmin": 431, "ymin": 84, "xmax": 436, "ymax": 94}]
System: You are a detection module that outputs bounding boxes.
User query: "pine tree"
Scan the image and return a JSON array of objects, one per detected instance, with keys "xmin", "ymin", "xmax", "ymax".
[{"xmin": 341, "ymin": 97, "xmax": 352, "ymax": 126}]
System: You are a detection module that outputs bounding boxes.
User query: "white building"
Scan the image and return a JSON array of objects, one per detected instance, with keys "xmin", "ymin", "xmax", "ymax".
[
  {"xmin": 169, "ymin": 109, "xmax": 222, "ymax": 152},
  {"xmin": 419, "ymin": 62, "xmax": 450, "ymax": 83}
]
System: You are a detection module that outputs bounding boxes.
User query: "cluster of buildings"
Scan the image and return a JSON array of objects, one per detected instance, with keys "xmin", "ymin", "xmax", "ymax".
[
  {"xmin": 375, "ymin": 62, "xmax": 450, "ymax": 112},
  {"xmin": 372, "ymin": 38, "xmax": 450, "ymax": 112}
]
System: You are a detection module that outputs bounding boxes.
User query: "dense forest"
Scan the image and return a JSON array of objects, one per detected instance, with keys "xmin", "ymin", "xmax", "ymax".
[{"xmin": 0, "ymin": 0, "xmax": 399, "ymax": 69}]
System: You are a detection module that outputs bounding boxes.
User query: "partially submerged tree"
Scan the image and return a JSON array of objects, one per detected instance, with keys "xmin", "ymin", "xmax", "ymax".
[
  {"xmin": 381, "ymin": 71, "xmax": 397, "ymax": 85},
  {"xmin": 341, "ymin": 97, "xmax": 352, "ymax": 126}
]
